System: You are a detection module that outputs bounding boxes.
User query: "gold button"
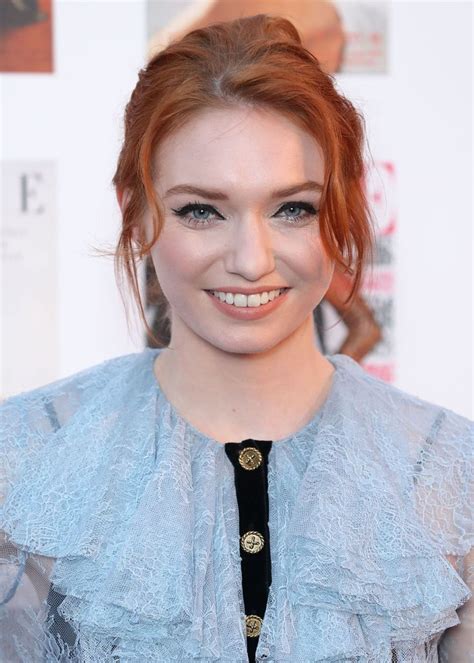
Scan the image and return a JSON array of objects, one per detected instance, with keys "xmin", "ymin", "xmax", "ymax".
[
  {"xmin": 241, "ymin": 531, "xmax": 265, "ymax": 553},
  {"xmin": 245, "ymin": 614, "xmax": 262, "ymax": 638},
  {"xmin": 238, "ymin": 447, "xmax": 263, "ymax": 470}
]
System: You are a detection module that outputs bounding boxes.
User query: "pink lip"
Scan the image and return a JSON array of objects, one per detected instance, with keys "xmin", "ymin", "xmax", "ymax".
[
  {"xmin": 206, "ymin": 286, "xmax": 290, "ymax": 295},
  {"xmin": 205, "ymin": 288, "xmax": 290, "ymax": 320}
]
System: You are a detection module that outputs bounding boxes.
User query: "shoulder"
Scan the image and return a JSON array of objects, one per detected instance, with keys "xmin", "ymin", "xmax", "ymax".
[
  {"xmin": 329, "ymin": 354, "xmax": 473, "ymax": 558},
  {"xmin": 330, "ymin": 352, "xmax": 473, "ymax": 437},
  {"xmin": 0, "ymin": 348, "xmax": 160, "ymax": 554},
  {"xmin": 0, "ymin": 348, "xmax": 158, "ymax": 493},
  {"xmin": 1, "ymin": 349, "xmax": 156, "ymax": 432}
]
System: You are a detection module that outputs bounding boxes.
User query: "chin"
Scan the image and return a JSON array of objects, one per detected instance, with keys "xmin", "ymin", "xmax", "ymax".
[{"xmin": 200, "ymin": 329, "xmax": 294, "ymax": 357}]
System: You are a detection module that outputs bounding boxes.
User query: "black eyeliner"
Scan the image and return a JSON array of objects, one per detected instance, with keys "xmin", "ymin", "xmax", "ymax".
[
  {"xmin": 171, "ymin": 201, "xmax": 224, "ymax": 218},
  {"xmin": 276, "ymin": 201, "xmax": 318, "ymax": 214}
]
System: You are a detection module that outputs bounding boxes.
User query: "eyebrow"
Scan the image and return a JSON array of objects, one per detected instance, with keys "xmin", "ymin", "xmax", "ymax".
[{"xmin": 163, "ymin": 181, "xmax": 323, "ymax": 200}]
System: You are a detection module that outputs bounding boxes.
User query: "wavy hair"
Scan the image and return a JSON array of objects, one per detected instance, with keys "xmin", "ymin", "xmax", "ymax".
[{"xmin": 111, "ymin": 14, "xmax": 376, "ymax": 346}]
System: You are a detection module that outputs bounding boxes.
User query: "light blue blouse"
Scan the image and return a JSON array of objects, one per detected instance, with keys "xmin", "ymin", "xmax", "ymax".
[{"xmin": 0, "ymin": 348, "xmax": 472, "ymax": 662}]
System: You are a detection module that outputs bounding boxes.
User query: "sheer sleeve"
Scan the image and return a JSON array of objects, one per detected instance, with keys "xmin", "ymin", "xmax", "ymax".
[
  {"xmin": 0, "ymin": 532, "xmax": 64, "ymax": 661},
  {"xmin": 0, "ymin": 388, "xmax": 77, "ymax": 661},
  {"xmin": 0, "ymin": 357, "xmax": 118, "ymax": 661},
  {"xmin": 437, "ymin": 547, "xmax": 474, "ymax": 661},
  {"xmin": 410, "ymin": 406, "xmax": 473, "ymax": 660}
]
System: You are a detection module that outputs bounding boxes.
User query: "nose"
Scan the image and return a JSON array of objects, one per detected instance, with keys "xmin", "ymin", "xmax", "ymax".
[{"xmin": 224, "ymin": 213, "xmax": 275, "ymax": 281}]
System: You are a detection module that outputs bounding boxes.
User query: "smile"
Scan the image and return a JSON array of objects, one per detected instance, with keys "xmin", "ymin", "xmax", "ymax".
[
  {"xmin": 209, "ymin": 288, "xmax": 289, "ymax": 308},
  {"xmin": 204, "ymin": 287, "xmax": 291, "ymax": 321}
]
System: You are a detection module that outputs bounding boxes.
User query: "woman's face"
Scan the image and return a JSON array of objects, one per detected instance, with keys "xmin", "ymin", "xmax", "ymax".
[{"xmin": 145, "ymin": 105, "xmax": 334, "ymax": 354}]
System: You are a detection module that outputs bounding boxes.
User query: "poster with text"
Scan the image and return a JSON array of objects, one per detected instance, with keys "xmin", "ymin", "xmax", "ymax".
[
  {"xmin": 336, "ymin": 1, "xmax": 387, "ymax": 73},
  {"xmin": 360, "ymin": 160, "xmax": 396, "ymax": 381},
  {"xmin": 1, "ymin": 162, "xmax": 58, "ymax": 398}
]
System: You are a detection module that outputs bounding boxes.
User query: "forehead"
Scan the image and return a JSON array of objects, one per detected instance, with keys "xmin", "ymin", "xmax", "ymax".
[{"xmin": 153, "ymin": 106, "xmax": 325, "ymax": 195}]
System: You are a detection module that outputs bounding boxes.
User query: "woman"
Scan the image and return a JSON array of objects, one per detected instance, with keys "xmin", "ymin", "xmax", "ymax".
[
  {"xmin": 0, "ymin": 14, "xmax": 472, "ymax": 663},
  {"xmin": 144, "ymin": 255, "xmax": 384, "ymax": 361}
]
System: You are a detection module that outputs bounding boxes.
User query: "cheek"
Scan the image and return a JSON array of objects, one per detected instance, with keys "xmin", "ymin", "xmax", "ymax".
[
  {"xmin": 288, "ymin": 232, "xmax": 334, "ymax": 288},
  {"xmin": 314, "ymin": 247, "xmax": 335, "ymax": 288},
  {"xmin": 148, "ymin": 227, "xmax": 210, "ymax": 294}
]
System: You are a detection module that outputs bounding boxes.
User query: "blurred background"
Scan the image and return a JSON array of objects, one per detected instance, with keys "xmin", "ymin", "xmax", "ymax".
[{"xmin": 0, "ymin": 0, "xmax": 472, "ymax": 418}]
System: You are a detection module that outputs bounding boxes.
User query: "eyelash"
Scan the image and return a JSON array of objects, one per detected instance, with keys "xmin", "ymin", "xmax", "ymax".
[{"xmin": 171, "ymin": 200, "xmax": 320, "ymax": 227}]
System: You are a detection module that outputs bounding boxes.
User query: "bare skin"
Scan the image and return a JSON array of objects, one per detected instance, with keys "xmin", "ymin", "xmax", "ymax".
[
  {"xmin": 118, "ymin": 106, "xmax": 336, "ymax": 444},
  {"xmin": 146, "ymin": 0, "xmax": 383, "ymax": 364},
  {"xmin": 144, "ymin": 258, "xmax": 383, "ymax": 364},
  {"xmin": 153, "ymin": 317, "xmax": 335, "ymax": 444}
]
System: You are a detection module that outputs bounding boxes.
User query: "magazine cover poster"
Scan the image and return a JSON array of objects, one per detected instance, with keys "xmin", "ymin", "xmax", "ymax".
[{"xmin": 1, "ymin": 162, "xmax": 58, "ymax": 397}]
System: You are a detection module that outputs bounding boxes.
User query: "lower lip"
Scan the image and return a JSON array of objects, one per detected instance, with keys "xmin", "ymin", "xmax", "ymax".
[{"xmin": 204, "ymin": 289, "xmax": 290, "ymax": 320}]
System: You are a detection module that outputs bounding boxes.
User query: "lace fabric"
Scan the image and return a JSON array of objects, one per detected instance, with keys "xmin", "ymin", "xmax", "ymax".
[{"xmin": 0, "ymin": 348, "xmax": 472, "ymax": 662}]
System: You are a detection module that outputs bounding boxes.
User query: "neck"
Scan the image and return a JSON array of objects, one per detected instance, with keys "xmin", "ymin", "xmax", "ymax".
[{"xmin": 153, "ymin": 314, "xmax": 335, "ymax": 443}]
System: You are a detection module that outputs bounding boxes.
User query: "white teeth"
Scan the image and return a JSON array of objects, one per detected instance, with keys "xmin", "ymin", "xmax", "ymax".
[
  {"xmin": 246, "ymin": 294, "xmax": 260, "ymax": 308},
  {"xmin": 234, "ymin": 293, "xmax": 247, "ymax": 307},
  {"xmin": 211, "ymin": 288, "xmax": 286, "ymax": 308}
]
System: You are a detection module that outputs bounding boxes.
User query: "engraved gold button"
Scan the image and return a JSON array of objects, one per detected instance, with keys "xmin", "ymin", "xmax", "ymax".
[
  {"xmin": 241, "ymin": 530, "xmax": 265, "ymax": 553},
  {"xmin": 238, "ymin": 447, "xmax": 263, "ymax": 470},
  {"xmin": 245, "ymin": 614, "xmax": 263, "ymax": 637}
]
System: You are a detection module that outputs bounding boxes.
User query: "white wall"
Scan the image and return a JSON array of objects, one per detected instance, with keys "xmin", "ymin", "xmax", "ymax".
[
  {"xmin": 1, "ymin": 0, "xmax": 472, "ymax": 417},
  {"xmin": 336, "ymin": 1, "xmax": 473, "ymax": 415}
]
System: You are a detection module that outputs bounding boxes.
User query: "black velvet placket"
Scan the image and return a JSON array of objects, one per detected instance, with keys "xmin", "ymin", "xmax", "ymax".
[{"xmin": 224, "ymin": 439, "xmax": 273, "ymax": 663}]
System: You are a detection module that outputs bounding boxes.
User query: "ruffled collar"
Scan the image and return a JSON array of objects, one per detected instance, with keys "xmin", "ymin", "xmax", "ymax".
[{"xmin": 1, "ymin": 348, "xmax": 471, "ymax": 661}]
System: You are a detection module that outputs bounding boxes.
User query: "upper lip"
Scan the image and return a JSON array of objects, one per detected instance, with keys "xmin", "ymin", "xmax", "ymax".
[{"xmin": 206, "ymin": 286, "xmax": 290, "ymax": 294}]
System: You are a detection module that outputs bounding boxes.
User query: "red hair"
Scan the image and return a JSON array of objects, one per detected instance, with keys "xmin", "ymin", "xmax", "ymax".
[{"xmin": 112, "ymin": 14, "xmax": 375, "ymax": 346}]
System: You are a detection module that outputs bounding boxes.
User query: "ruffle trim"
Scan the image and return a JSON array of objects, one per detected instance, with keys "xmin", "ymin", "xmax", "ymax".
[{"xmin": 1, "ymin": 349, "xmax": 472, "ymax": 661}]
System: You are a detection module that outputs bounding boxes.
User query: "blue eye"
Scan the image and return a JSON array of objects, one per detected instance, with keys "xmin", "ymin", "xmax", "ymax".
[
  {"xmin": 274, "ymin": 201, "xmax": 318, "ymax": 222},
  {"xmin": 284, "ymin": 205, "xmax": 302, "ymax": 218},
  {"xmin": 191, "ymin": 207, "xmax": 211, "ymax": 220},
  {"xmin": 171, "ymin": 202, "xmax": 224, "ymax": 226},
  {"xmin": 171, "ymin": 200, "xmax": 319, "ymax": 227}
]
